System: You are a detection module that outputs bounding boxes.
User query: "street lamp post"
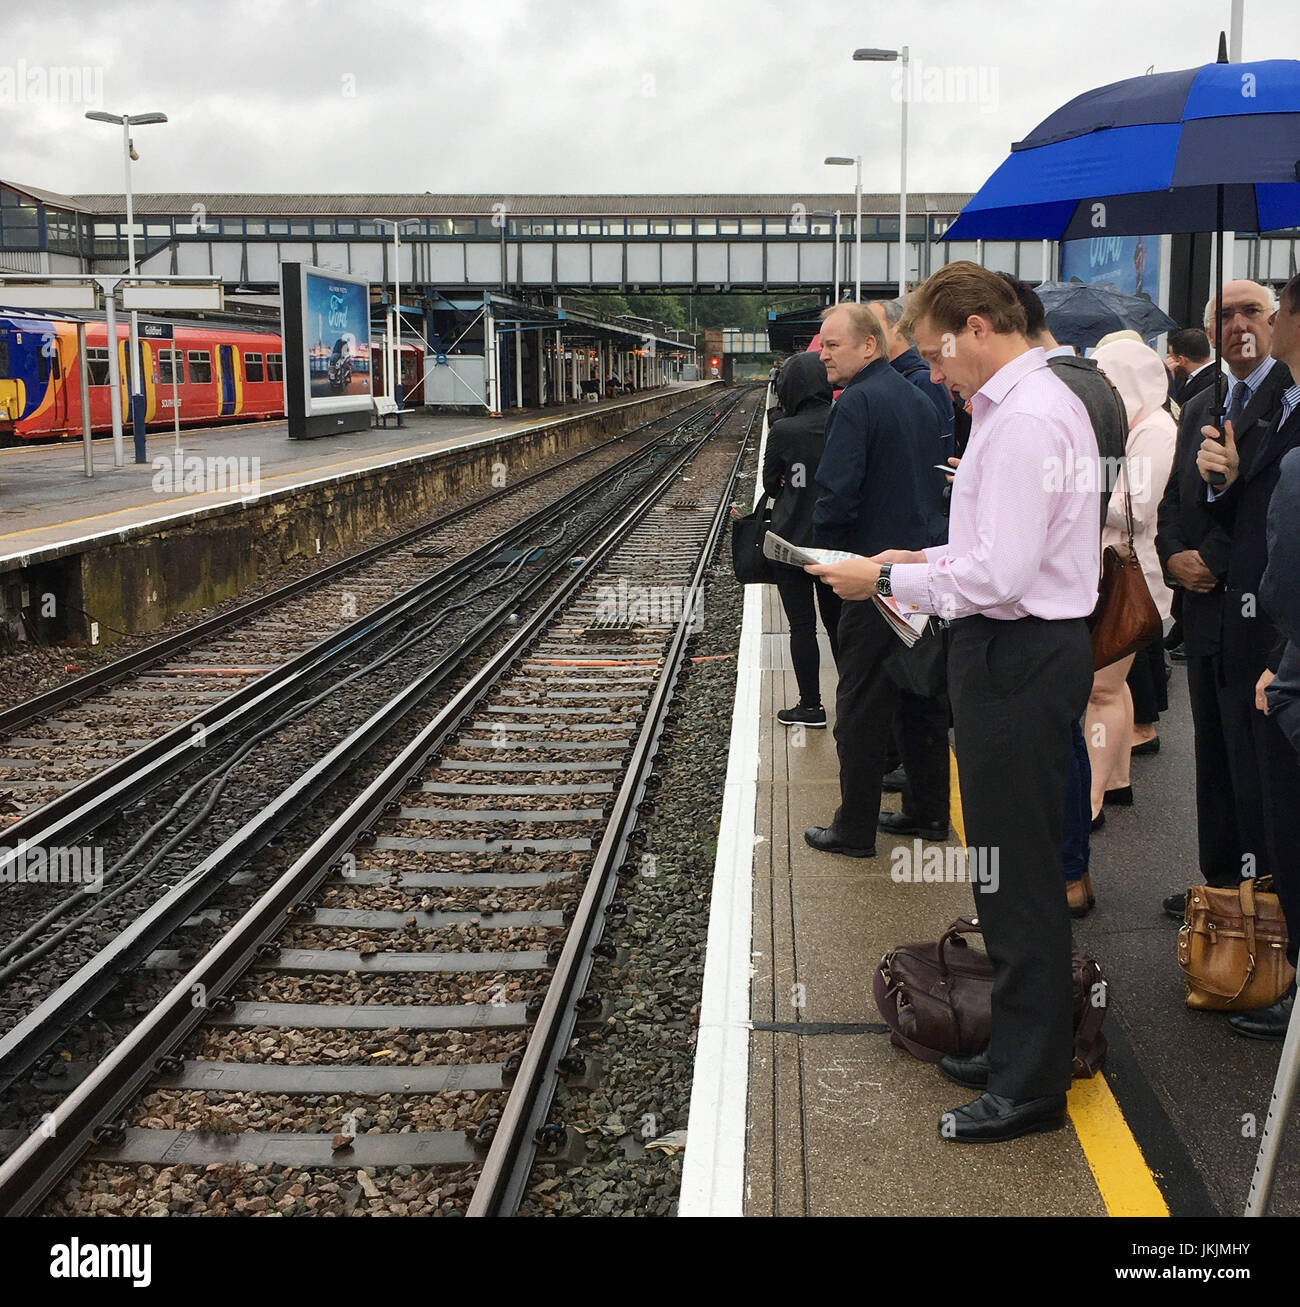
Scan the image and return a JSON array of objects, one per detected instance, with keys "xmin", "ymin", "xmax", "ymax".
[
  {"xmin": 854, "ymin": 46, "xmax": 909, "ymax": 296},
  {"xmin": 86, "ymin": 110, "xmax": 167, "ymax": 464},
  {"xmin": 825, "ymin": 156, "xmax": 863, "ymax": 301},
  {"xmin": 376, "ymin": 218, "xmax": 421, "ymax": 407}
]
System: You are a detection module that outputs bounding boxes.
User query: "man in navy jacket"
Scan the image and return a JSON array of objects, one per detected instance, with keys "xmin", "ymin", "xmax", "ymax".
[{"xmin": 805, "ymin": 303, "xmax": 948, "ymax": 857}]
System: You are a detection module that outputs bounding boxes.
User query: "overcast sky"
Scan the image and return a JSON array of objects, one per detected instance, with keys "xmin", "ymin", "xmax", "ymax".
[{"xmin": 3, "ymin": 0, "xmax": 1297, "ymax": 202}]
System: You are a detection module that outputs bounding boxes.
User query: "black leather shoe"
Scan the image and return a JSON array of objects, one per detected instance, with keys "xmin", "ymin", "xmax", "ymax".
[
  {"xmin": 1104, "ymin": 785, "xmax": 1134, "ymax": 807},
  {"xmin": 881, "ymin": 766, "xmax": 907, "ymax": 793},
  {"xmin": 1131, "ymin": 737, "xmax": 1160, "ymax": 757},
  {"xmin": 938, "ymin": 1049, "xmax": 989, "ymax": 1089},
  {"xmin": 877, "ymin": 810, "xmax": 950, "ymax": 841},
  {"xmin": 804, "ymin": 825, "xmax": 876, "ymax": 858},
  {"xmin": 938, "ymin": 1091, "xmax": 1067, "ymax": 1143},
  {"xmin": 1228, "ymin": 992, "xmax": 1295, "ymax": 1042},
  {"xmin": 1162, "ymin": 890, "xmax": 1187, "ymax": 921}
]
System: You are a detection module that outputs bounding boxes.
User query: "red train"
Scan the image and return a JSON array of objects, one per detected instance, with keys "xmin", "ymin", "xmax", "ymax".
[{"xmin": 0, "ymin": 310, "xmax": 423, "ymax": 441}]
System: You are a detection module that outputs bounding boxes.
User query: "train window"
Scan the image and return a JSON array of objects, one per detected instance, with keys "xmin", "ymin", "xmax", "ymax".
[
  {"xmin": 0, "ymin": 339, "xmax": 8, "ymax": 375},
  {"xmin": 266, "ymin": 353, "xmax": 284, "ymax": 382},
  {"xmin": 86, "ymin": 347, "xmax": 110, "ymax": 386},
  {"xmin": 244, "ymin": 352, "xmax": 265, "ymax": 382},
  {"xmin": 37, "ymin": 346, "xmax": 49, "ymax": 384},
  {"xmin": 157, "ymin": 350, "xmax": 184, "ymax": 385},
  {"xmin": 188, "ymin": 350, "xmax": 212, "ymax": 383}
]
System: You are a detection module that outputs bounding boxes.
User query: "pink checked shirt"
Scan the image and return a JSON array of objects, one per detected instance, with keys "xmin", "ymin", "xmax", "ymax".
[{"xmin": 889, "ymin": 348, "xmax": 1100, "ymax": 622}]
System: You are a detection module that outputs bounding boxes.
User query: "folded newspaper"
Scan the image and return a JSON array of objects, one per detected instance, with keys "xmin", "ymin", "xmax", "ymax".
[{"xmin": 762, "ymin": 532, "xmax": 932, "ymax": 647}]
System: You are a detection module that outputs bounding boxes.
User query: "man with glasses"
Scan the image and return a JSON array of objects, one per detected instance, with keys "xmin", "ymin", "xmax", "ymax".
[
  {"xmin": 1194, "ymin": 277, "xmax": 1300, "ymax": 1039},
  {"xmin": 1155, "ymin": 283, "xmax": 1290, "ymax": 926}
]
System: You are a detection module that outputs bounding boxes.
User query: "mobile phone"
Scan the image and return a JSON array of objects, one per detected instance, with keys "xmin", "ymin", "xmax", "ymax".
[{"xmin": 933, "ymin": 464, "xmax": 955, "ymax": 473}]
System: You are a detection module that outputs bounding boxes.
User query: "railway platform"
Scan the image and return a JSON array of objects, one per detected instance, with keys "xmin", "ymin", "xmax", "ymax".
[
  {"xmin": 682, "ymin": 431, "xmax": 1300, "ymax": 1223},
  {"xmin": 0, "ymin": 384, "xmax": 713, "ymax": 643}
]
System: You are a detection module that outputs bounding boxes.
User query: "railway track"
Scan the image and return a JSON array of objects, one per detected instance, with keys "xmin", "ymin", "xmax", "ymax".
[
  {"xmin": 0, "ymin": 391, "xmax": 747, "ymax": 1090},
  {"xmin": 0, "ymin": 385, "xmax": 761, "ymax": 1217}
]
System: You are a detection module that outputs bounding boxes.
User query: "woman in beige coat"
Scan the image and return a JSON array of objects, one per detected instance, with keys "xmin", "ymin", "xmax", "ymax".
[{"xmin": 1087, "ymin": 339, "xmax": 1177, "ymax": 828}]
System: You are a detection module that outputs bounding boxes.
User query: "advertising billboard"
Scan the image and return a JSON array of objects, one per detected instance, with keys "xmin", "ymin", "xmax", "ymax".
[
  {"xmin": 1059, "ymin": 234, "xmax": 1162, "ymax": 299},
  {"xmin": 280, "ymin": 262, "xmax": 373, "ymax": 438}
]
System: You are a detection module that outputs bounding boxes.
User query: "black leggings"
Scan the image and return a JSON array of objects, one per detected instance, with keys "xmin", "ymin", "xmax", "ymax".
[{"xmin": 774, "ymin": 567, "xmax": 842, "ymax": 706}]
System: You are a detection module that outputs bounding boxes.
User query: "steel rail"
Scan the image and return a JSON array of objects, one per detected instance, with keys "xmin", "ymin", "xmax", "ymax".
[
  {"xmin": 0, "ymin": 397, "xmax": 738, "ymax": 888},
  {"xmin": 466, "ymin": 393, "xmax": 761, "ymax": 1216},
  {"xmin": 0, "ymin": 400, "xmax": 751, "ymax": 1212}
]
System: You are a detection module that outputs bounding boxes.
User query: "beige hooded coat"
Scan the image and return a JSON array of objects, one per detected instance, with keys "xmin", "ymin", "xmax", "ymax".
[{"xmin": 1093, "ymin": 339, "xmax": 1177, "ymax": 622}]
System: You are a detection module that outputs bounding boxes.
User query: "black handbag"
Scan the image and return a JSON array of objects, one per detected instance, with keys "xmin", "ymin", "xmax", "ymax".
[{"xmin": 730, "ymin": 502, "xmax": 777, "ymax": 585}]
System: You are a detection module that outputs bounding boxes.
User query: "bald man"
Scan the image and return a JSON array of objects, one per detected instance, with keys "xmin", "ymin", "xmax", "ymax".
[
  {"xmin": 1155, "ymin": 280, "xmax": 1294, "ymax": 928},
  {"xmin": 805, "ymin": 303, "xmax": 949, "ymax": 857}
]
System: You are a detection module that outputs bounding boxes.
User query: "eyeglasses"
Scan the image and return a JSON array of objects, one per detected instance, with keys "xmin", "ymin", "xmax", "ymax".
[{"xmin": 1217, "ymin": 304, "xmax": 1269, "ymax": 325}]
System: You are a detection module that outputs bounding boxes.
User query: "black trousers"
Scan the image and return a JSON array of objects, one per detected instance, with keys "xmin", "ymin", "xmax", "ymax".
[
  {"xmin": 1185, "ymin": 653, "xmax": 1244, "ymax": 886},
  {"xmin": 773, "ymin": 567, "xmax": 842, "ymax": 707},
  {"xmin": 948, "ymin": 614, "xmax": 1093, "ymax": 1100},
  {"xmin": 1216, "ymin": 662, "xmax": 1300, "ymax": 965},
  {"xmin": 832, "ymin": 600, "xmax": 949, "ymax": 840}
]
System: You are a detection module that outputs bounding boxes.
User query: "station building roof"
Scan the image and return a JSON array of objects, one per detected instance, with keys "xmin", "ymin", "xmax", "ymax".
[{"xmin": 41, "ymin": 189, "xmax": 973, "ymax": 219}]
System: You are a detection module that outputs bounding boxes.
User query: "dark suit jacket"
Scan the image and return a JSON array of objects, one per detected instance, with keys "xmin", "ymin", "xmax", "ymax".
[
  {"xmin": 812, "ymin": 357, "xmax": 946, "ymax": 556},
  {"xmin": 1176, "ymin": 364, "xmax": 1218, "ymax": 407},
  {"xmin": 1211, "ymin": 396, "xmax": 1300, "ymax": 681},
  {"xmin": 1261, "ymin": 442, "xmax": 1300, "ymax": 649},
  {"xmin": 1155, "ymin": 363, "xmax": 1293, "ymax": 658}
]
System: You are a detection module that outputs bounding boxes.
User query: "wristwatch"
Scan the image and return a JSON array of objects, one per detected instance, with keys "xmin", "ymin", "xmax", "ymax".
[{"xmin": 876, "ymin": 562, "xmax": 893, "ymax": 598}]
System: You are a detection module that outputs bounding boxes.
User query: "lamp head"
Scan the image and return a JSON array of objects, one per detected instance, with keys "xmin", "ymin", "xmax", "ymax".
[{"xmin": 854, "ymin": 47, "xmax": 898, "ymax": 61}]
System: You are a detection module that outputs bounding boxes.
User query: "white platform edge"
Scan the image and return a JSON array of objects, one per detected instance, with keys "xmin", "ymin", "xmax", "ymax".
[{"xmin": 677, "ymin": 397, "xmax": 771, "ymax": 1216}]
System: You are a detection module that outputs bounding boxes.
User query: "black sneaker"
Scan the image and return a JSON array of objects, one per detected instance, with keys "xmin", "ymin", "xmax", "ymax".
[{"xmin": 778, "ymin": 704, "xmax": 827, "ymax": 728}]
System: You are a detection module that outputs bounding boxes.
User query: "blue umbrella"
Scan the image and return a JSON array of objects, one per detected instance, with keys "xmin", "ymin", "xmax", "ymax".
[
  {"xmin": 945, "ymin": 38, "xmax": 1300, "ymax": 475},
  {"xmin": 945, "ymin": 49, "xmax": 1300, "ymax": 241},
  {"xmin": 1035, "ymin": 280, "xmax": 1179, "ymax": 348}
]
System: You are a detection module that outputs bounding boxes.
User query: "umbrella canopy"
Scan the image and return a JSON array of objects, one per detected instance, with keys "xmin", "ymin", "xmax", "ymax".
[
  {"xmin": 1035, "ymin": 280, "xmax": 1178, "ymax": 348},
  {"xmin": 945, "ymin": 57, "xmax": 1300, "ymax": 241}
]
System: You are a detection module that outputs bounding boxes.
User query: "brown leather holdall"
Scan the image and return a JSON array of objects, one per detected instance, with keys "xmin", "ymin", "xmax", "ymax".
[
  {"xmin": 873, "ymin": 917, "xmax": 1109, "ymax": 1078},
  {"xmin": 1177, "ymin": 877, "xmax": 1295, "ymax": 1011}
]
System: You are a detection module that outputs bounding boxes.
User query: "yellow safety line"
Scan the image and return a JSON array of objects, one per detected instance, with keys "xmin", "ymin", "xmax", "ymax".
[{"xmin": 948, "ymin": 747, "xmax": 1168, "ymax": 1218}]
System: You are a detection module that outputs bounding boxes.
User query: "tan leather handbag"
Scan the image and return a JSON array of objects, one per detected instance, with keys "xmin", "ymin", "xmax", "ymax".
[
  {"xmin": 1086, "ymin": 460, "xmax": 1161, "ymax": 671},
  {"xmin": 1177, "ymin": 877, "xmax": 1295, "ymax": 1011}
]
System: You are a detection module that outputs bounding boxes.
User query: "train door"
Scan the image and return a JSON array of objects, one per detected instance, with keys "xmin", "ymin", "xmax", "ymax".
[
  {"xmin": 218, "ymin": 344, "xmax": 236, "ymax": 417},
  {"xmin": 0, "ymin": 327, "xmax": 21, "ymax": 424},
  {"xmin": 48, "ymin": 330, "xmax": 69, "ymax": 427}
]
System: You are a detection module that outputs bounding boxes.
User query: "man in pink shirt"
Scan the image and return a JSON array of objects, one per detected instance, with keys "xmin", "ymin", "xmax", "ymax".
[{"xmin": 808, "ymin": 262, "xmax": 1099, "ymax": 1143}]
